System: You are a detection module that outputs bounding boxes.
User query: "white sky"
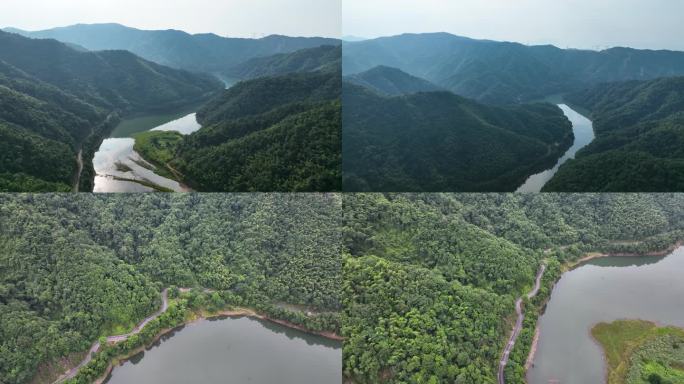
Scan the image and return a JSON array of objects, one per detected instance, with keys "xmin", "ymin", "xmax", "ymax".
[
  {"xmin": 343, "ymin": 0, "xmax": 684, "ymax": 50},
  {"xmin": 1, "ymin": 0, "xmax": 341, "ymax": 38}
]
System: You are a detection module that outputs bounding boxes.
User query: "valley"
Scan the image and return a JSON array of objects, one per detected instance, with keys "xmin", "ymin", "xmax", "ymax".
[{"xmin": 342, "ymin": 32, "xmax": 684, "ymax": 191}]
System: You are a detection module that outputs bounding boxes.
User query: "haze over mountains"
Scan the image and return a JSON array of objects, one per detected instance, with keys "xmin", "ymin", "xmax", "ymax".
[
  {"xmin": 6, "ymin": 23, "xmax": 340, "ymax": 80},
  {"xmin": 343, "ymin": 32, "xmax": 684, "ymax": 104}
]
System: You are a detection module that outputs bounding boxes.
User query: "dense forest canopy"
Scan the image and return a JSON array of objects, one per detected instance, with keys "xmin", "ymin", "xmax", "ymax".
[
  {"xmin": 0, "ymin": 30, "xmax": 223, "ymax": 192},
  {"xmin": 343, "ymin": 193, "xmax": 684, "ymax": 383},
  {"xmin": 544, "ymin": 76, "xmax": 684, "ymax": 191},
  {"xmin": 343, "ymin": 33, "xmax": 684, "ymax": 105},
  {"xmin": 343, "ymin": 80, "xmax": 573, "ymax": 191},
  {"xmin": 0, "ymin": 194, "xmax": 341, "ymax": 384},
  {"xmin": 6, "ymin": 23, "xmax": 340, "ymax": 78}
]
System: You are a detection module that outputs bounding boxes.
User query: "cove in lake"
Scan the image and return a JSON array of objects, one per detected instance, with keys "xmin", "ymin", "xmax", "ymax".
[
  {"xmin": 527, "ymin": 247, "xmax": 684, "ymax": 384},
  {"xmin": 104, "ymin": 316, "xmax": 341, "ymax": 384},
  {"xmin": 93, "ymin": 111, "xmax": 201, "ymax": 193},
  {"xmin": 516, "ymin": 104, "xmax": 595, "ymax": 193}
]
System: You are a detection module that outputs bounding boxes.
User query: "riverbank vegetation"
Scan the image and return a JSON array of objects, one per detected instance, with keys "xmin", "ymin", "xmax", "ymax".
[
  {"xmin": 544, "ymin": 76, "xmax": 684, "ymax": 192},
  {"xmin": 592, "ymin": 320, "xmax": 684, "ymax": 384},
  {"xmin": 0, "ymin": 194, "xmax": 341, "ymax": 384},
  {"xmin": 342, "ymin": 193, "xmax": 684, "ymax": 383}
]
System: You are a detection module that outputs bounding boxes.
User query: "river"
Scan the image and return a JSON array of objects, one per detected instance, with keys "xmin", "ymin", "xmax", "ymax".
[
  {"xmin": 516, "ymin": 104, "xmax": 595, "ymax": 192},
  {"xmin": 527, "ymin": 247, "xmax": 684, "ymax": 384},
  {"xmin": 103, "ymin": 316, "xmax": 341, "ymax": 384},
  {"xmin": 92, "ymin": 110, "xmax": 201, "ymax": 192}
]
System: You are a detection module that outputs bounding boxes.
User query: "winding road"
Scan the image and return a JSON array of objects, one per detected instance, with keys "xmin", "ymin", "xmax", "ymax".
[
  {"xmin": 498, "ymin": 263, "xmax": 546, "ymax": 384},
  {"xmin": 53, "ymin": 289, "xmax": 169, "ymax": 384}
]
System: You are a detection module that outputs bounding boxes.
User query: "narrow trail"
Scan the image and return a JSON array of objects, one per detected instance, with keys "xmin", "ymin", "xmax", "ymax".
[
  {"xmin": 498, "ymin": 264, "xmax": 546, "ymax": 384},
  {"xmin": 72, "ymin": 149, "xmax": 83, "ymax": 192},
  {"xmin": 52, "ymin": 289, "xmax": 169, "ymax": 384}
]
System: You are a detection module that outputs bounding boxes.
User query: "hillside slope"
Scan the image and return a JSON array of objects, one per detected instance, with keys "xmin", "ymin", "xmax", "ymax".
[{"xmin": 134, "ymin": 70, "xmax": 342, "ymax": 191}]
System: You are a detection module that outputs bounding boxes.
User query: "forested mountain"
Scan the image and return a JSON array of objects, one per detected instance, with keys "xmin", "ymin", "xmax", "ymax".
[
  {"xmin": 343, "ymin": 81, "xmax": 572, "ymax": 191},
  {"xmin": 345, "ymin": 66, "xmax": 443, "ymax": 96},
  {"xmin": 544, "ymin": 76, "xmax": 684, "ymax": 191},
  {"xmin": 343, "ymin": 193, "xmax": 684, "ymax": 384},
  {"xmin": 0, "ymin": 30, "xmax": 222, "ymax": 192},
  {"xmin": 343, "ymin": 33, "xmax": 684, "ymax": 104},
  {"xmin": 225, "ymin": 45, "xmax": 341, "ymax": 80},
  {"xmin": 0, "ymin": 194, "xmax": 341, "ymax": 384},
  {"xmin": 135, "ymin": 70, "xmax": 342, "ymax": 191},
  {"xmin": 6, "ymin": 23, "xmax": 340, "ymax": 76}
]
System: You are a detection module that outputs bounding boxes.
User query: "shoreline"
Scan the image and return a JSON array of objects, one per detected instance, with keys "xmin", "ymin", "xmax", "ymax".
[
  {"xmin": 91, "ymin": 306, "xmax": 342, "ymax": 384},
  {"xmin": 522, "ymin": 241, "xmax": 683, "ymax": 381},
  {"xmin": 565, "ymin": 241, "xmax": 683, "ymax": 271}
]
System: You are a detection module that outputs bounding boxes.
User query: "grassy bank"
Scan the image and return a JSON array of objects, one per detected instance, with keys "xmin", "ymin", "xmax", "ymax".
[
  {"xmin": 592, "ymin": 320, "xmax": 684, "ymax": 384},
  {"xmin": 132, "ymin": 130, "xmax": 184, "ymax": 181}
]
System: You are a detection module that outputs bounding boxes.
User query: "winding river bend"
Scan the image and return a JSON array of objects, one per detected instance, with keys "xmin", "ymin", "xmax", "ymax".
[
  {"xmin": 527, "ymin": 247, "xmax": 684, "ymax": 384},
  {"xmin": 93, "ymin": 110, "xmax": 201, "ymax": 193},
  {"xmin": 104, "ymin": 316, "xmax": 341, "ymax": 384},
  {"xmin": 516, "ymin": 104, "xmax": 595, "ymax": 192}
]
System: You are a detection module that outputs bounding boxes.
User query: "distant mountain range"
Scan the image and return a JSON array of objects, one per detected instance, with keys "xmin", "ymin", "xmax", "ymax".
[
  {"xmin": 544, "ymin": 76, "xmax": 684, "ymax": 191},
  {"xmin": 343, "ymin": 67, "xmax": 573, "ymax": 191},
  {"xmin": 5, "ymin": 23, "xmax": 340, "ymax": 78},
  {"xmin": 343, "ymin": 32, "xmax": 684, "ymax": 104},
  {"xmin": 0, "ymin": 29, "xmax": 222, "ymax": 192}
]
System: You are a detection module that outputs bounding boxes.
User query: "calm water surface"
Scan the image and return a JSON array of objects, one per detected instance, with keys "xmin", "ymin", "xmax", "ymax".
[
  {"xmin": 104, "ymin": 316, "xmax": 341, "ymax": 384},
  {"xmin": 527, "ymin": 247, "xmax": 684, "ymax": 384},
  {"xmin": 517, "ymin": 104, "xmax": 595, "ymax": 192},
  {"xmin": 93, "ymin": 112, "xmax": 201, "ymax": 192}
]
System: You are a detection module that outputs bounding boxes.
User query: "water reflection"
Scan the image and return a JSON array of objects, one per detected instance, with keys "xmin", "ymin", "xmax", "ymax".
[
  {"xmin": 104, "ymin": 316, "xmax": 341, "ymax": 384},
  {"xmin": 93, "ymin": 113, "xmax": 201, "ymax": 193}
]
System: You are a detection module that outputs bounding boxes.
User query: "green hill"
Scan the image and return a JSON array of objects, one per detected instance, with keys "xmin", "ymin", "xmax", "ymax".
[
  {"xmin": 134, "ymin": 70, "xmax": 342, "ymax": 191},
  {"xmin": 544, "ymin": 76, "xmax": 684, "ymax": 191},
  {"xmin": 345, "ymin": 65, "xmax": 443, "ymax": 96},
  {"xmin": 343, "ymin": 81, "xmax": 572, "ymax": 191}
]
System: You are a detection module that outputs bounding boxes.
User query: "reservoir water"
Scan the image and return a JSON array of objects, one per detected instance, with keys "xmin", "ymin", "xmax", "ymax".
[
  {"xmin": 527, "ymin": 247, "xmax": 684, "ymax": 384},
  {"xmin": 93, "ymin": 110, "xmax": 201, "ymax": 193},
  {"xmin": 104, "ymin": 316, "xmax": 342, "ymax": 384},
  {"xmin": 516, "ymin": 104, "xmax": 595, "ymax": 192}
]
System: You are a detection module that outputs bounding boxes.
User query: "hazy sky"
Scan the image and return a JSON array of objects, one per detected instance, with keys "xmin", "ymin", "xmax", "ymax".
[
  {"xmin": 344, "ymin": 0, "xmax": 684, "ymax": 51},
  {"xmin": 1, "ymin": 0, "xmax": 341, "ymax": 38}
]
